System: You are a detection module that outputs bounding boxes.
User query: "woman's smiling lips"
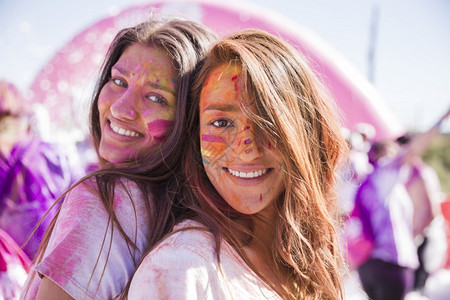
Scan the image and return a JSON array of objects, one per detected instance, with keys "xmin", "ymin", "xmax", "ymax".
[
  {"xmin": 225, "ymin": 167, "xmax": 270, "ymax": 178},
  {"xmin": 108, "ymin": 120, "xmax": 143, "ymax": 138},
  {"xmin": 222, "ymin": 167, "xmax": 274, "ymax": 185}
]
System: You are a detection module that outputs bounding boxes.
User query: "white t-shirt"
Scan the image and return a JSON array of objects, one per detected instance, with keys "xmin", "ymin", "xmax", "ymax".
[
  {"xmin": 22, "ymin": 178, "xmax": 151, "ymax": 299},
  {"xmin": 129, "ymin": 219, "xmax": 281, "ymax": 300}
]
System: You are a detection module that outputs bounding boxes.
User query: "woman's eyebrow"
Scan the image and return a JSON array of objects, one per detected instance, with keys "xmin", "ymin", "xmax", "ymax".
[
  {"xmin": 145, "ymin": 81, "xmax": 176, "ymax": 96},
  {"xmin": 111, "ymin": 66, "xmax": 176, "ymax": 95},
  {"xmin": 202, "ymin": 104, "xmax": 239, "ymax": 113}
]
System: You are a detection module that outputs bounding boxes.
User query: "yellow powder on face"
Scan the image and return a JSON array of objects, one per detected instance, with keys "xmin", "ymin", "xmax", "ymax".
[{"xmin": 202, "ymin": 142, "xmax": 227, "ymax": 157}]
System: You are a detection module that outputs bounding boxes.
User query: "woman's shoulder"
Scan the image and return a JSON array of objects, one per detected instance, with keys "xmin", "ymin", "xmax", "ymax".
[
  {"xmin": 68, "ymin": 177, "xmax": 141, "ymax": 194},
  {"xmin": 173, "ymin": 219, "xmax": 209, "ymax": 235},
  {"xmin": 131, "ymin": 219, "xmax": 281, "ymax": 299},
  {"xmin": 129, "ymin": 219, "xmax": 225, "ymax": 298},
  {"xmin": 140, "ymin": 219, "xmax": 243, "ymax": 273},
  {"xmin": 150, "ymin": 219, "xmax": 214, "ymax": 260},
  {"xmin": 34, "ymin": 178, "xmax": 151, "ymax": 299},
  {"xmin": 134, "ymin": 219, "xmax": 222, "ymax": 272},
  {"xmin": 55, "ymin": 178, "xmax": 149, "ymax": 247},
  {"xmin": 64, "ymin": 178, "xmax": 144, "ymax": 209}
]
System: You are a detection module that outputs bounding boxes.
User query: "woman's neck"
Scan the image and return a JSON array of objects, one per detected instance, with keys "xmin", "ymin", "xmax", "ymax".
[
  {"xmin": 243, "ymin": 207, "xmax": 291, "ymax": 293},
  {"xmin": 252, "ymin": 214, "xmax": 275, "ymax": 251},
  {"xmin": 243, "ymin": 237, "xmax": 291, "ymax": 297}
]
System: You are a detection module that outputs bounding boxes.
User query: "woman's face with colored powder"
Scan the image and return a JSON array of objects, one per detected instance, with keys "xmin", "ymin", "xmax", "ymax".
[
  {"xmin": 97, "ymin": 43, "xmax": 178, "ymax": 164},
  {"xmin": 199, "ymin": 64, "xmax": 284, "ymax": 218}
]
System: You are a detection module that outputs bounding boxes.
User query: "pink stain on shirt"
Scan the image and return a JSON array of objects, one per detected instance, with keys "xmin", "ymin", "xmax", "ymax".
[{"xmin": 147, "ymin": 119, "xmax": 173, "ymax": 141}]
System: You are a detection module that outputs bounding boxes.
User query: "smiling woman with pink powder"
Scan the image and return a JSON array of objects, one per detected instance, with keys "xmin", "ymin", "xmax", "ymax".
[
  {"xmin": 127, "ymin": 29, "xmax": 348, "ymax": 299},
  {"xmin": 21, "ymin": 17, "xmax": 216, "ymax": 299}
]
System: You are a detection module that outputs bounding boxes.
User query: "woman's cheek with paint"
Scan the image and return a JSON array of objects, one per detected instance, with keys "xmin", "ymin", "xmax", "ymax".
[
  {"xmin": 201, "ymin": 133, "xmax": 236, "ymax": 187},
  {"xmin": 200, "ymin": 122, "xmax": 254, "ymax": 165},
  {"xmin": 147, "ymin": 119, "xmax": 174, "ymax": 141},
  {"xmin": 142, "ymin": 107, "xmax": 176, "ymax": 141},
  {"xmin": 200, "ymin": 134, "xmax": 228, "ymax": 164}
]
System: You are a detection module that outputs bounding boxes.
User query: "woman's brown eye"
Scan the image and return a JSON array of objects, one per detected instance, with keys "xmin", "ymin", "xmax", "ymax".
[{"xmin": 212, "ymin": 120, "xmax": 231, "ymax": 128}]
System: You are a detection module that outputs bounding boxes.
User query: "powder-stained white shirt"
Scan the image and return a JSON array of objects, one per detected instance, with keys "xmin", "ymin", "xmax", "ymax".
[
  {"xmin": 22, "ymin": 179, "xmax": 150, "ymax": 300},
  {"xmin": 129, "ymin": 219, "xmax": 281, "ymax": 300}
]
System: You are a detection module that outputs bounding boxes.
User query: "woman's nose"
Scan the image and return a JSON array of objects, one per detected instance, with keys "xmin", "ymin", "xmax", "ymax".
[
  {"xmin": 110, "ymin": 90, "xmax": 138, "ymax": 120},
  {"xmin": 231, "ymin": 125, "xmax": 264, "ymax": 162}
]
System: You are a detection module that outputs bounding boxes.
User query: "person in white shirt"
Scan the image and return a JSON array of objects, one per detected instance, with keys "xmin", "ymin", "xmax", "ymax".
[{"xmin": 128, "ymin": 29, "xmax": 348, "ymax": 300}]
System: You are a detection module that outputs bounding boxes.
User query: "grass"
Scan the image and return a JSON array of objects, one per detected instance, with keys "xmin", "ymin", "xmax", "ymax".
[{"xmin": 423, "ymin": 133, "xmax": 450, "ymax": 195}]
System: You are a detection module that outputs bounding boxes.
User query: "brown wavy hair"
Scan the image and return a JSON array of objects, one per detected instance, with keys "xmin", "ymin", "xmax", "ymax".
[
  {"xmin": 25, "ymin": 17, "xmax": 217, "ymax": 297},
  {"xmin": 182, "ymin": 29, "xmax": 348, "ymax": 299}
]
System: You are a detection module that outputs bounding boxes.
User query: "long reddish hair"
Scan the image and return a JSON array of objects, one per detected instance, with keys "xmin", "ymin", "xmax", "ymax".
[{"xmin": 182, "ymin": 29, "xmax": 348, "ymax": 299}]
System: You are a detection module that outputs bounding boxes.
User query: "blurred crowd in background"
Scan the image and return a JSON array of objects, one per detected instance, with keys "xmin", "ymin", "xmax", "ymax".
[
  {"xmin": 0, "ymin": 80, "xmax": 87, "ymax": 298},
  {"xmin": 339, "ymin": 115, "xmax": 450, "ymax": 300}
]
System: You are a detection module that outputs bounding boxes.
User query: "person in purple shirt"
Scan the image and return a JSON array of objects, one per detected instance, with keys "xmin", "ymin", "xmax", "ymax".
[
  {"xmin": 354, "ymin": 107, "xmax": 450, "ymax": 300},
  {"xmin": 0, "ymin": 80, "xmax": 83, "ymax": 260}
]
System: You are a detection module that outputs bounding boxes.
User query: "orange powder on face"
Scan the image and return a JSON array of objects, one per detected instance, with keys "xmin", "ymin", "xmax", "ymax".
[
  {"xmin": 229, "ymin": 194, "xmax": 242, "ymax": 207},
  {"xmin": 201, "ymin": 134, "xmax": 227, "ymax": 160},
  {"xmin": 228, "ymin": 120, "xmax": 257, "ymax": 158},
  {"xmin": 200, "ymin": 67, "xmax": 239, "ymax": 111}
]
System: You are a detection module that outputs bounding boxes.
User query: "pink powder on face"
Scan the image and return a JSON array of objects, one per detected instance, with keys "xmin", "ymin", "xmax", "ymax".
[
  {"xmin": 231, "ymin": 75, "xmax": 240, "ymax": 91},
  {"xmin": 141, "ymin": 108, "xmax": 160, "ymax": 118},
  {"xmin": 147, "ymin": 119, "xmax": 173, "ymax": 141},
  {"xmin": 201, "ymin": 134, "xmax": 226, "ymax": 143},
  {"xmin": 201, "ymin": 136, "xmax": 227, "ymax": 159}
]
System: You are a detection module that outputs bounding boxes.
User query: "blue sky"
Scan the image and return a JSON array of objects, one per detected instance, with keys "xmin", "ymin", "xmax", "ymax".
[{"xmin": 1, "ymin": 0, "xmax": 449, "ymax": 132}]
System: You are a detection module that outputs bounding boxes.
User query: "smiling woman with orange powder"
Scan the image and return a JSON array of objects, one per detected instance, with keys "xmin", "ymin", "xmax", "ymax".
[{"xmin": 128, "ymin": 29, "xmax": 348, "ymax": 300}]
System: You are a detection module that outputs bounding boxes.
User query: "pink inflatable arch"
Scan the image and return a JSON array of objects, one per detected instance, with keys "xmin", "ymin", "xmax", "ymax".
[{"xmin": 29, "ymin": 0, "xmax": 403, "ymax": 141}]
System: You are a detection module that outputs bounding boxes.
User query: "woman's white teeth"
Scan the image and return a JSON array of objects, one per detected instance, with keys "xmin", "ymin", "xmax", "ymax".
[
  {"xmin": 227, "ymin": 168, "xmax": 268, "ymax": 178},
  {"xmin": 110, "ymin": 123, "xmax": 140, "ymax": 137}
]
